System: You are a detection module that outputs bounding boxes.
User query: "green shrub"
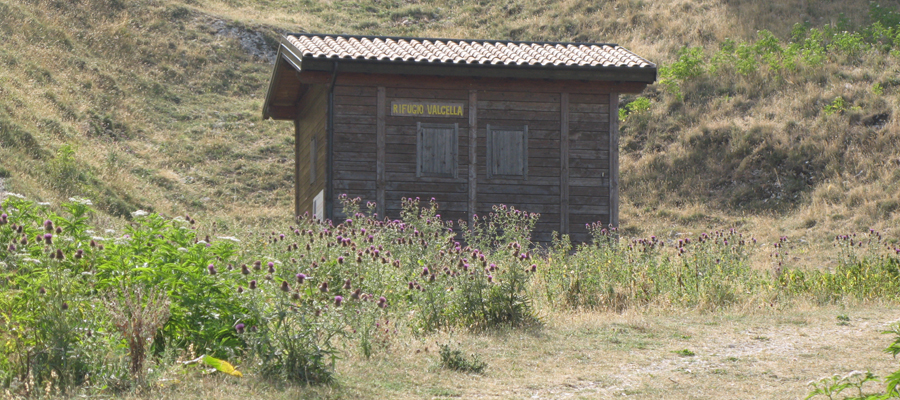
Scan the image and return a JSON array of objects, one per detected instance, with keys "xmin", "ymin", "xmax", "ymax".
[
  {"xmin": 824, "ymin": 97, "xmax": 848, "ymax": 115},
  {"xmin": 439, "ymin": 343, "xmax": 486, "ymax": 373}
]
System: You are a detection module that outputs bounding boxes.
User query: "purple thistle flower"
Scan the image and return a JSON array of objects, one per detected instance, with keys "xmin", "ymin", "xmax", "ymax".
[
  {"xmin": 378, "ymin": 296, "xmax": 387, "ymax": 308},
  {"xmin": 422, "ymin": 267, "xmax": 429, "ymax": 276},
  {"xmin": 338, "ymin": 256, "xmax": 344, "ymax": 264},
  {"xmin": 0, "ymin": 213, "xmax": 7, "ymax": 224},
  {"xmin": 89, "ymin": 239, "xmax": 96, "ymax": 247},
  {"xmin": 75, "ymin": 249, "xmax": 83, "ymax": 259},
  {"xmin": 334, "ymin": 296, "xmax": 343, "ymax": 307},
  {"xmin": 7, "ymin": 244, "xmax": 15, "ymax": 252},
  {"xmin": 241, "ymin": 264, "xmax": 250, "ymax": 275},
  {"xmin": 253, "ymin": 260, "xmax": 261, "ymax": 270},
  {"xmin": 44, "ymin": 233, "xmax": 52, "ymax": 245},
  {"xmin": 296, "ymin": 273, "xmax": 306, "ymax": 284},
  {"xmin": 38, "ymin": 287, "xmax": 46, "ymax": 295},
  {"xmin": 487, "ymin": 275, "xmax": 493, "ymax": 282},
  {"xmin": 61, "ymin": 302, "xmax": 69, "ymax": 311},
  {"xmin": 44, "ymin": 220, "xmax": 53, "ymax": 231},
  {"xmin": 530, "ymin": 264, "xmax": 537, "ymax": 273},
  {"xmin": 280, "ymin": 281, "xmax": 290, "ymax": 292},
  {"xmin": 55, "ymin": 227, "xmax": 61, "ymax": 234},
  {"xmin": 267, "ymin": 262, "xmax": 275, "ymax": 273},
  {"xmin": 235, "ymin": 323, "xmax": 245, "ymax": 334},
  {"xmin": 319, "ymin": 281, "xmax": 328, "ymax": 292},
  {"xmin": 249, "ymin": 280, "xmax": 257, "ymax": 290},
  {"xmin": 343, "ymin": 278, "xmax": 351, "ymax": 290},
  {"xmin": 55, "ymin": 249, "xmax": 64, "ymax": 260},
  {"xmin": 351, "ymin": 289, "xmax": 361, "ymax": 300},
  {"xmin": 237, "ymin": 286, "xmax": 244, "ymax": 293},
  {"xmin": 208, "ymin": 264, "xmax": 217, "ymax": 275}
]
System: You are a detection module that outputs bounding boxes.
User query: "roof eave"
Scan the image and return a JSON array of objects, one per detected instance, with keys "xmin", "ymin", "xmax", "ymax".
[
  {"xmin": 263, "ymin": 42, "xmax": 313, "ymax": 120},
  {"xmin": 298, "ymin": 57, "xmax": 657, "ymax": 84}
]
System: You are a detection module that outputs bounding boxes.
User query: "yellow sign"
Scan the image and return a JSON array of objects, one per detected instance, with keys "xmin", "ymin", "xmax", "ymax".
[{"xmin": 391, "ymin": 100, "xmax": 465, "ymax": 117}]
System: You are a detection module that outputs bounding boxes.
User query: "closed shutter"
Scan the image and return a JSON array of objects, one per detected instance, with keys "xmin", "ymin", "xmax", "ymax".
[
  {"xmin": 487, "ymin": 125, "xmax": 528, "ymax": 179},
  {"xmin": 417, "ymin": 122, "xmax": 459, "ymax": 178}
]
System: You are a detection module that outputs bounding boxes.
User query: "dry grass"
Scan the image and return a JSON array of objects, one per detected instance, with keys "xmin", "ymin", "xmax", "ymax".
[
  {"xmin": 92, "ymin": 304, "xmax": 900, "ymax": 399},
  {"xmin": 2, "ymin": 0, "xmax": 899, "ymax": 252}
]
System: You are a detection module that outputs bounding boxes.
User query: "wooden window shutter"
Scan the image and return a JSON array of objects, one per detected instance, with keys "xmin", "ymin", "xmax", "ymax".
[
  {"xmin": 486, "ymin": 124, "xmax": 528, "ymax": 179},
  {"xmin": 417, "ymin": 122, "xmax": 459, "ymax": 178}
]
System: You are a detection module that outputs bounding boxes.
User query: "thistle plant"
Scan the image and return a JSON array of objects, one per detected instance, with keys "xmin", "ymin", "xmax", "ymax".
[{"xmin": 105, "ymin": 284, "xmax": 170, "ymax": 384}]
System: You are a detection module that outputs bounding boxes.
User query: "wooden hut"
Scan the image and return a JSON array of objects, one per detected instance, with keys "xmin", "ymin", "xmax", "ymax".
[{"xmin": 262, "ymin": 34, "xmax": 656, "ymax": 243}]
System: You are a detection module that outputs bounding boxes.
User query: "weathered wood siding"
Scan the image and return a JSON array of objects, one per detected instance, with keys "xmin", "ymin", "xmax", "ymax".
[
  {"xmin": 476, "ymin": 91, "xmax": 562, "ymax": 244},
  {"xmin": 331, "ymin": 85, "xmax": 378, "ymax": 221},
  {"xmin": 326, "ymin": 73, "xmax": 616, "ymax": 244},
  {"xmin": 332, "ymin": 83, "xmax": 470, "ymax": 224},
  {"xmin": 294, "ymin": 85, "xmax": 328, "ymax": 217},
  {"xmin": 566, "ymin": 93, "xmax": 612, "ymax": 243}
]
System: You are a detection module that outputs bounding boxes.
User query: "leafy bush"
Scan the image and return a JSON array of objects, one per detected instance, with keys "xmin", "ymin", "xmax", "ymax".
[
  {"xmin": 439, "ymin": 343, "xmax": 486, "ymax": 373},
  {"xmin": 619, "ymin": 97, "xmax": 652, "ymax": 122}
]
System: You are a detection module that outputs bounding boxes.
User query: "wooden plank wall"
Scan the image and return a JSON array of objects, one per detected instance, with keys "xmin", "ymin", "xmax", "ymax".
[
  {"xmin": 331, "ymin": 85, "xmax": 378, "ymax": 219},
  {"xmin": 327, "ymin": 73, "xmax": 617, "ymax": 244},
  {"xmin": 295, "ymin": 85, "xmax": 328, "ymax": 217},
  {"xmin": 383, "ymin": 87, "xmax": 470, "ymax": 225},
  {"xmin": 567, "ymin": 93, "xmax": 611, "ymax": 243},
  {"xmin": 332, "ymin": 85, "xmax": 470, "ymax": 225},
  {"xmin": 476, "ymin": 91, "xmax": 562, "ymax": 244}
]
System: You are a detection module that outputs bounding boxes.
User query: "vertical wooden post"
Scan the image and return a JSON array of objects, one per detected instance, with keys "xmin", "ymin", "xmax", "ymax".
[
  {"xmin": 609, "ymin": 92, "xmax": 619, "ymax": 229},
  {"xmin": 294, "ymin": 118, "xmax": 301, "ymax": 218},
  {"xmin": 560, "ymin": 92, "xmax": 569, "ymax": 235},
  {"xmin": 468, "ymin": 90, "xmax": 478, "ymax": 227},
  {"xmin": 376, "ymin": 86, "xmax": 386, "ymax": 219}
]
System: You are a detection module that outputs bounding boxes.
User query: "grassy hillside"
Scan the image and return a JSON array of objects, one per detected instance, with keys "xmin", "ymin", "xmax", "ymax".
[{"xmin": 1, "ymin": 0, "xmax": 900, "ymax": 257}]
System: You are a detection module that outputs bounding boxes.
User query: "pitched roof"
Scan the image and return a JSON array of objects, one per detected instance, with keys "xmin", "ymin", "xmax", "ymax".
[
  {"xmin": 284, "ymin": 34, "xmax": 655, "ymax": 69},
  {"xmin": 264, "ymin": 34, "xmax": 657, "ymax": 120}
]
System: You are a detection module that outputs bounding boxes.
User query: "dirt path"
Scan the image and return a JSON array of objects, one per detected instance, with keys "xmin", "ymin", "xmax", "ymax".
[{"xmin": 339, "ymin": 305, "xmax": 900, "ymax": 400}]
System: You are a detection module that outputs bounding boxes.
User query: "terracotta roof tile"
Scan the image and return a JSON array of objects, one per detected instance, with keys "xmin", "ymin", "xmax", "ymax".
[{"xmin": 284, "ymin": 34, "xmax": 654, "ymax": 69}]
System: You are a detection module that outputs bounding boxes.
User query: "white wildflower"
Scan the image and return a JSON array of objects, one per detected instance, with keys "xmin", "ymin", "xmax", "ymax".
[
  {"xmin": 4, "ymin": 193, "xmax": 25, "ymax": 199},
  {"xmin": 131, "ymin": 210, "xmax": 149, "ymax": 218},
  {"xmin": 217, "ymin": 236, "xmax": 240, "ymax": 243},
  {"xmin": 177, "ymin": 247, "xmax": 188, "ymax": 252},
  {"xmin": 69, "ymin": 197, "xmax": 93, "ymax": 206},
  {"xmin": 172, "ymin": 216, "xmax": 187, "ymax": 223},
  {"xmin": 105, "ymin": 229, "xmax": 116, "ymax": 234},
  {"xmin": 85, "ymin": 230, "xmax": 95, "ymax": 234},
  {"xmin": 37, "ymin": 202, "xmax": 51, "ymax": 206},
  {"xmin": 22, "ymin": 258, "xmax": 41, "ymax": 265},
  {"xmin": 197, "ymin": 240, "xmax": 208, "ymax": 245},
  {"xmin": 92, "ymin": 236, "xmax": 106, "ymax": 241}
]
